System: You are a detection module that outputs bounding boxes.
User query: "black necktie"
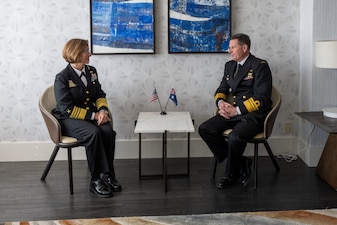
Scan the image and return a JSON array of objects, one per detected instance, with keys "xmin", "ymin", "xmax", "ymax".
[
  {"xmin": 80, "ymin": 72, "xmax": 87, "ymax": 86},
  {"xmin": 234, "ymin": 63, "xmax": 240, "ymax": 77}
]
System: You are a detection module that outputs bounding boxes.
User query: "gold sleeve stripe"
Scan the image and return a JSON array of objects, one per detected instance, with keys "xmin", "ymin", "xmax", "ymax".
[
  {"xmin": 243, "ymin": 97, "xmax": 261, "ymax": 112},
  {"xmin": 69, "ymin": 106, "xmax": 87, "ymax": 120},
  {"xmin": 214, "ymin": 93, "xmax": 227, "ymax": 102},
  {"xmin": 96, "ymin": 98, "xmax": 108, "ymax": 109}
]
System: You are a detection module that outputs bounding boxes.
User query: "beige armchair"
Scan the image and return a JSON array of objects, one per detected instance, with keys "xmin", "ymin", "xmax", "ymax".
[
  {"xmin": 212, "ymin": 85, "xmax": 282, "ymax": 189},
  {"xmin": 39, "ymin": 85, "xmax": 113, "ymax": 194},
  {"xmin": 39, "ymin": 85, "xmax": 79, "ymax": 194}
]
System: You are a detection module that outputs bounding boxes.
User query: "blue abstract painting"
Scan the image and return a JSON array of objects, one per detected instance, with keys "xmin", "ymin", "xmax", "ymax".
[
  {"xmin": 90, "ymin": 0, "xmax": 154, "ymax": 54},
  {"xmin": 169, "ymin": 0, "xmax": 231, "ymax": 53}
]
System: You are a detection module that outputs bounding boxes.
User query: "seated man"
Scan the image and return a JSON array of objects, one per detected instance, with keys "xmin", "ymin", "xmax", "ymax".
[{"xmin": 198, "ymin": 33, "xmax": 272, "ymax": 189}]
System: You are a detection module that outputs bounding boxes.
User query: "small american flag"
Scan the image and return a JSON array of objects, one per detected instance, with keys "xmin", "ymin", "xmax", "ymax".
[{"xmin": 149, "ymin": 88, "xmax": 159, "ymax": 103}]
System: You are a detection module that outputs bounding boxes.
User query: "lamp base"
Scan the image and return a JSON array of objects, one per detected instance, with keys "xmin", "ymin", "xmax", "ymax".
[{"xmin": 322, "ymin": 107, "xmax": 337, "ymax": 118}]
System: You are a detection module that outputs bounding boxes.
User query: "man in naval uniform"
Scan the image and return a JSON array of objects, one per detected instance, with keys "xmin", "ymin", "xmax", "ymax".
[{"xmin": 199, "ymin": 33, "xmax": 272, "ymax": 189}]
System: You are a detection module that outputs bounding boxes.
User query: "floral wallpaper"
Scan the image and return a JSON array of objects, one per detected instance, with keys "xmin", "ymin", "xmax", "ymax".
[{"xmin": 0, "ymin": 0, "xmax": 299, "ymax": 143}]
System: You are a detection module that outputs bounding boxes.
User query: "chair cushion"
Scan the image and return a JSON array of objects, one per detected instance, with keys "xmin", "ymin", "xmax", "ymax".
[
  {"xmin": 223, "ymin": 129, "xmax": 233, "ymax": 135},
  {"xmin": 222, "ymin": 129, "xmax": 265, "ymax": 141},
  {"xmin": 61, "ymin": 136, "xmax": 78, "ymax": 144}
]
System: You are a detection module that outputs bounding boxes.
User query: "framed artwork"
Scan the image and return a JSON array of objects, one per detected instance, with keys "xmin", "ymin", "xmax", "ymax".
[
  {"xmin": 90, "ymin": 0, "xmax": 155, "ymax": 54},
  {"xmin": 168, "ymin": 0, "xmax": 231, "ymax": 53}
]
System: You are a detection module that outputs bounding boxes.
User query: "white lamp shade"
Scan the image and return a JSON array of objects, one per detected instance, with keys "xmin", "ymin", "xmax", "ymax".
[{"xmin": 315, "ymin": 40, "xmax": 337, "ymax": 68}]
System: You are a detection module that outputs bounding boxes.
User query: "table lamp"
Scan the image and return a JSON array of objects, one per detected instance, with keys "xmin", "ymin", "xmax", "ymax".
[{"xmin": 315, "ymin": 40, "xmax": 337, "ymax": 118}]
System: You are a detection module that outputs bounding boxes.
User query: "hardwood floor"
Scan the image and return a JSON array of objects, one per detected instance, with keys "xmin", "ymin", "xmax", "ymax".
[{"xmin": 1, "ymin": 157, "xmax": 337, "ymax": 223}]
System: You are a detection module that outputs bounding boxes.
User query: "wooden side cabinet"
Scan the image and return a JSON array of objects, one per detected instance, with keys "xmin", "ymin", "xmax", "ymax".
[{"xmin": 296, "ymin": 111, "xmax": 337, "ymax": 191}]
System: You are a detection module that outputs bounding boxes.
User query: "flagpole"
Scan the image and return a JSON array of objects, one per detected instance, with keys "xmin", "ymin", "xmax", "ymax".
[
  {"xmin": 163, "ymin": 96, "xmax": 170, "ymax": 113},
  {"xmin": 154, "ymin": 86, "xmax": 166, "ymax": 115},
  {"xmin": 158, "ymin": 96, "xmax": 166, "ymax": 115}
]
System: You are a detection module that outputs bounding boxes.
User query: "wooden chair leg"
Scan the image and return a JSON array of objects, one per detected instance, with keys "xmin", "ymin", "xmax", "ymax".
[
  {"xmin": 263, "ymin": 141, "xmax": 280, "ymax": 171},
  {"xmin": 41, "ymin": 145, "xmax": 60, "ymax": 181},
  {"xmin": 253, "ymin": 141, "xmax": 280, "ymax": 190},
  {"xmin": 253, "ymin": 143, "xmax": 258, "ymax": 189},
  {"xmin": 67, "ymin": 147, "xmax": 74, "ymax": 195}
]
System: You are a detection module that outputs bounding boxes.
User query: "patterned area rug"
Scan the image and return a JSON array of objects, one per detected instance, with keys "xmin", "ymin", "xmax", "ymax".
[{"xmin": 5, "ymin": 209, "xmax": 337, "ymax": 225}]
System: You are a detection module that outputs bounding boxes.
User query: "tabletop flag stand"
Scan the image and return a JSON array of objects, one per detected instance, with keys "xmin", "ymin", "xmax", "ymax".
[{"xmin": 149, "ymin": 88, "xmax": 178, "ymax": 115}]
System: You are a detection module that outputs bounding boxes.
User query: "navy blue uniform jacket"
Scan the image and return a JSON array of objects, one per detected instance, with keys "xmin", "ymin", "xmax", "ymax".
[
  {"xmin": 52, "ymin": 64, "xmax": 109, "ymax": 121},
  {"xmin": 214, "ymin": 54, "xmax": 272, "ymax": 120}
]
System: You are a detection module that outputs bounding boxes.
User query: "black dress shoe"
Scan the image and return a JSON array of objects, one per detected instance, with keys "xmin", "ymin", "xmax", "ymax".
[
  {"xmin": 240, "ymin": 158, "xmax": 252, "ymax": 188},
  {"xmin": 90, "ymin": 179, "xmax": 113, "ymax": 198},
  {"xmin": 100, "ymin": 174, "xmax": 122, "ymax": 192},
  {"xmin": 217, "ymin": 176, "xmax": 237, "ymax": 189}
]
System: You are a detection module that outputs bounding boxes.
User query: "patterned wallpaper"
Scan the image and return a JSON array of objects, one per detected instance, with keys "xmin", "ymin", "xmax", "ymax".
[
  {"xmin": 0, "ymin": 0, "xmax": 300, "ymax": 142},
  {"xmin": 309, "ymin": 0, "xmax": 337, "ymax": 147}
]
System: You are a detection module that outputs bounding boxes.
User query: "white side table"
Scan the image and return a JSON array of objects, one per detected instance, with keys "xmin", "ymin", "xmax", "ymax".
[{"xmin": 134, "ymin": 111, "xmax": 195, "ymax": 192}]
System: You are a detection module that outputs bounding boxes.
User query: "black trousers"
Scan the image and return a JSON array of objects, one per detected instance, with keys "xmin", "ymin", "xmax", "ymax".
[
  {"xmin": 60, "ymin": 118, "xmax": 116, "ymax": 180},
  {"xmin": 198, "ymin": 115, "xmax": 263, "ymax": 177}
]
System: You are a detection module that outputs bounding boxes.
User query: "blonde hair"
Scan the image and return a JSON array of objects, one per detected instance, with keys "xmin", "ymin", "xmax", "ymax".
[{"xmin": 62, "ymin": 39, "xmax": 88, "ymax": 63}]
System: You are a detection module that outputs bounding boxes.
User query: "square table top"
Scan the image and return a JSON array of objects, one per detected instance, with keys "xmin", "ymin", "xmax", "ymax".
[
  {"xmin": 295, "ymin": 111, "xmax": 337, "ymax": 133},
  {"xmin": 134, "ymin": 111, "xmax": 195, "ymax": 133}
]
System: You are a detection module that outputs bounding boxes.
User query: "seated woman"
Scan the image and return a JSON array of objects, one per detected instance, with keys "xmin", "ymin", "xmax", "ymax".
[{"xmin": 52, "ymin": 38, "xmax": 121, "ymax": 198}]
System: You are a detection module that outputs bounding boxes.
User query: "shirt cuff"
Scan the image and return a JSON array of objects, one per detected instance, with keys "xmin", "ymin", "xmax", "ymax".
[
  {"xmin": 236, "ymin": 106, "xmax": 242, "ymax": 115},
  {"xmin": 217, "ymin": 99, "xmax": 225, "ymax": 108},
  {"xmin": 100, "ymin": 109, "xmax": 109, "ymax": 115}
]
